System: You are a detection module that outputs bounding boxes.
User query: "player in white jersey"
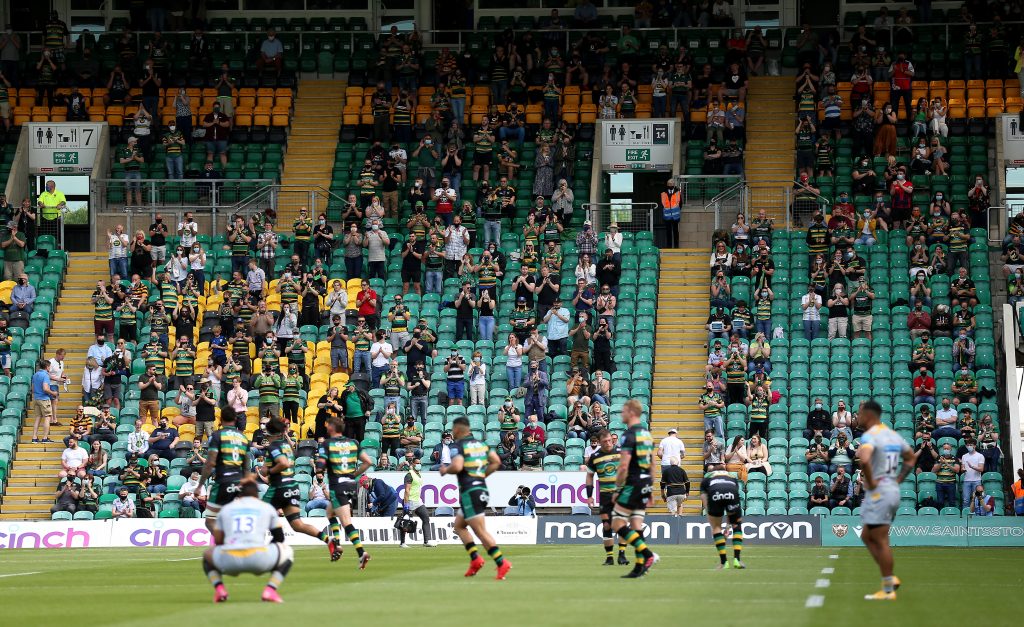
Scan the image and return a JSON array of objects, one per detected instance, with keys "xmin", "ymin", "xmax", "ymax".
[
  {"xmin": 202, "ymin": 481, "xmax": 295, "ymax": 604},
  {"xmin": 855, "ymin": 400, "xmax": 915, "ymax": 602}
]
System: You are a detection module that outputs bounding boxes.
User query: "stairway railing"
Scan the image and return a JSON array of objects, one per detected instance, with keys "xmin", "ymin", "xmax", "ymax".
[{"xmin": 705, "ymin": 179, "xmax": 746, "ymax": 230}]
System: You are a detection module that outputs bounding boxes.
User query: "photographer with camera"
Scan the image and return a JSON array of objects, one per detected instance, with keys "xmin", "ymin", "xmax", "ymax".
[
  {"xmin": 508, "ymin": 485, "xmax": 537, "ymax": 516},
  {"xmin": 397, "ymin": 457, "xmax": 438, "ymax": 547}
]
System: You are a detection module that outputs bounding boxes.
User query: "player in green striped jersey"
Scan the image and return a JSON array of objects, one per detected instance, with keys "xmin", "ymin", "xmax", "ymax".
[
  {"xmin": 317, "ymin": 417, "xmax": 373, "ymax": 567},
  {"xmin": 199, "ymin": 407, "xmax": 250, "ymax": 532},
  {"xmin": 612, "ymin": 399, "xmax": 659, "ymax": 578},
  {"xmin": 442, "ymin": 416, "xmax": 511, "ymax": 580},
  {"xmin": 585, "ymin": 429, "xmax": 629, "ymax": 565}
]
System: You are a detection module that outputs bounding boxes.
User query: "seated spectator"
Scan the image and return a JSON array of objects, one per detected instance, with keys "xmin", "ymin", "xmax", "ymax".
[
  {"xmin": 567, "ymin": 400, "xmax": 590, "ymax": 439},
  {"xmin": 951, "ymin": 367, "xmax": 978, "ymax": 406},
  {"xmin": 9, "ymin": 274, "xmax": 35, "ymax": 314},
  {"xmin": 915, "ymin": 432, "xmax": 938, "ymax": 474},
  {"xmin": 931, "ymin": 304, "xmax": 953, "ymax": 337},
  {"xmin": 147, "ymin": 416, "xmax": 179, "ymax": 461},
  {"xmin": 498, "ymin": 431, "xmax": 519, "ymax": 471},
  {"xmin": 829, "ymin": 466, "xmax": 853, "ymax": 509},
  {"xmin": 305, "ymin": 471, "xmax": 330, "ymax": 513},
  {"xmin": 178, "ymin": 471, "xmax": 203, "ymax": 513},
  {"xmin": 64, "ymin": 405, "xmax": 90, "ymax": 448},
  {"xmin": 908, "ymin": 336, "xmax": 935, "ymax": 372},
  {"xmin": 804, "ymin": 398, "xmax": 833, "ymax": 439},
  {"xmin": 255, "ymin": 28, "xmax": 284, "ymax": 75},
  {"xmin": 85, "ymin": 440, "xmax": 108, "ymax": 478},
  {"xmin": 832, "ymin": 400, "xmax": 854, "ymax": 440},
  {"xmin": 806, "ymin": 434, "xmax": 830, "ymax": 474},
  {"xmin": 969, "ymin": 484, "xmax": 995, "ymax": 516},
  {"xmin": 953, "ymin": 330, "xmax": 976, "ymax": 371},
  {"xmin": 135, "ymin": 475, "xmax": 160, "ymax": 518},
  {"xmin": 907, "ymin": 303, "xmax": 931, "ymax": 339},
  {"xmin": 59, "ymin": 436, "xmax": 89, "ymax": 480},
  {"xmin": 915, "ymin": 406, "xmax": 935, "ymax": 440},
  {"xmin": 808, "ymin": 475, "xmax": 829, "ymax": 508},
  {"xmin": 912, "ymin": 366, "xmax": 936, "ymax": 405},
  {"xmin": 520, "ymin": 431, "xmax": 545, "ymax": 470},
  {"xmin": 702, "ymin": 429, "xmax": 724, "ymax": 472},
  {"xmin": 111, "ymin": 487, "xmax": 135, "ymax": 518},
  {"xmin": 933, "ymin": 398, "xmax": 960, "ymax": 438},
  {"xmin": 523, "ymin": 413, "xmax": 546, "ymax": 445},
  {"xmin": 828, "ymin": 432, "xmax": 855, "ymax": 474}
]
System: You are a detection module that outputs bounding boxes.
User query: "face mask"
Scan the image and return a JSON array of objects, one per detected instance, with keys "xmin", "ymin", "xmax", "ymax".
[
  {"xmin": 414, "ymin": 463, "xmax": 422, "ymax": 471},
  {"xmin": 815, "ymin": 403, "xmax": 822, "ymax": 409},
  {"xmin": 966, "ymin": 446, "xmax": 975, "ymax": 453}
]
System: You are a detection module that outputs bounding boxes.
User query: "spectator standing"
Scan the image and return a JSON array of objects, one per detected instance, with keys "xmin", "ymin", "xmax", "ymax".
[
  {"xmin": 657, "ymin": 428, "xmax": 686, "ymax": 467},
  {"xmin": 960, "ymin": 441, "xmax": 986, "ymax": 507}
]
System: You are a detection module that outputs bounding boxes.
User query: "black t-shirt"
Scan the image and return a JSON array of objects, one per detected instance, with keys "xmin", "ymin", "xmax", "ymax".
[
  {"xmin": 404, "ymin": 339, "xmax": 428, "ymax": 376},
  {"xmin": 381, "ymin": 167, "xmax": 400, "ymax": 192},
  {"xmin": 514, "ymin": 275, "xmax": 536, "ymax": 307},
  {"xmin": 313, "ymin": 224, "xmax": 334, "ymax": 247},
  {"xmin": 149, "ymin": 222, "xmax": 167, "ymax": 246},
  {"xmin": 456, "ymin": 293, "xmax": 475, "ymax": 317},
  {"xmin": 536, "ymin": 276, "xmax": 560, "ymax": 310},
  {"xmin": 827, "ymin": 296, "xmax": 848, "ymax": 317}
]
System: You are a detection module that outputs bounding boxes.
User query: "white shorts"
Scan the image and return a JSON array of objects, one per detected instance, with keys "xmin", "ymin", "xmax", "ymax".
[
  {"xmin": 212, "ymin": 544, "xmax": 286, "ymax": 576},
  {"xmin": 860, "ymin": 484, "xmax": 900, "ymax": 527}
]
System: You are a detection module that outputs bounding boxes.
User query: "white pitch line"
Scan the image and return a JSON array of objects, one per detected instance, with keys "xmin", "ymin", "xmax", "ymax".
[
  {"xmin": 0, "ymin": 571, "xmax": 41, "ymax": 579},
  {"xmin": 815, "ymin": 579, "xmax": 831, "ymax": 588},
  {"xmin": 821, "ymin": 567, "xmax": 834, "ymax": 574},
  {"xmin": 805, "ymin": 595, "xmax": 825, "ymax": 608},
  {"xmin": 166, "ymin": 557, "xmax": 201, "ymax": 562},
  {"xmin": 829, "ymin": 554, "xmax": 839, "ymax": 559}
]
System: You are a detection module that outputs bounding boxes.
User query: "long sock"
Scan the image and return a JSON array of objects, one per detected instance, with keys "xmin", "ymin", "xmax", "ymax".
[
  {"xmin": 267, "ymin": 558, "xmax": 293, "ymax": 590},
  {"xmin": 318, "ymin": 526, "xmax": 330, "ymax": 543},
  {"xmin": 732, "ymin": 529, "xmax": 743, "ymax": 560},
  {"xmin": 329, "ymin": 517, "xmax": 342, "ymax": 543},
  {"xmin": 604, "ymin": 543, "xmax": 613, "ymax": 558},
  {"xmin": 882, "ymin": 576, "xmax": 895, "ymax": 593},
  {"xmin": 617, "ymin": 539, "xmax": 627, "ymax": 553},
  {"xmin": 621, "ymin": 529, "xmax": 652, "ymax": 559},
  {"xmin": 487, "ymin": 545, "xmax": 505, "ymax": 566},
  {"xmin": 344, "ymin": 524, "xmax": 365, "ymax": 557},
  {"xmin": 465, "ymin": 541, "xmax": 480, "ymax": 561},
  {"xmin": 714, "ymin": 532, "xmax": 728, "ymax": 564},
  {"xmin": 202, "ymin": 558, "xmax": 222, "ymax": 588}
]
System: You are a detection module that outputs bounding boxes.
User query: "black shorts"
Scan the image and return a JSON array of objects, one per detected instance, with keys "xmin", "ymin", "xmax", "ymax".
[
  {"xmin": 263, "ymin": 482, "xmax": 302, "ymax": 511},
  {"xmin": 474, "ymin": 151, "xmax": 493, "ymax": 167},
  {"xmin": 330, "ymin": 480, "xmax": 358, "ymax": 509},
  {"xmin": 599, "ymin": 491, "xmax": 615, "ymax": 516},
  {"xmin": 705, "ymin": 488, "xmax": 742, "ymax": 518},
  {"xmin": 614, "ymin": 478, "xmax": 653, "ymax": 512},
  {"xmin": 459, "ymin": 486, "xmax": 490, "ymax": 519},
  {"xmin": 209, "ymin": 479, "xmax": 242, "ymax": 506},
  {"xmin": 401, "ymin": 267, "xmax": 421, "ymax": 283}
]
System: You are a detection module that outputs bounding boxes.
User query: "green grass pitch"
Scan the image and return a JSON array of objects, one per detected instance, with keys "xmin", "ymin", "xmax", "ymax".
[{"xmin": 0, "ymin": 545, "xmax": 1018, "ymax": 625}]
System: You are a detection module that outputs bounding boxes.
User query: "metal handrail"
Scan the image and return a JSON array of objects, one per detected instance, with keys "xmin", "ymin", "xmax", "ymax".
[{"xmin": 790, "ymin": 180, "xmax": 832, "ymax": 207}]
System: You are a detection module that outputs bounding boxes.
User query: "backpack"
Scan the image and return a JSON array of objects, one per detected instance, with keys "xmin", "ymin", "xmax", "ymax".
[{"xmin": 546, "ymin": 443, "xmax": 566, "ymax": 457}]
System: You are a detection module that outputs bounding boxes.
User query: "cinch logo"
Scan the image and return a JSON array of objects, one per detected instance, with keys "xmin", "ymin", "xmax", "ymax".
[
  {"xmin": 130, "ymin": 525, "xmax": 211, "ymax": 547},
  {"xmin": 0, "ymin": 525, "xmax": 91, "ymax": 549},
  {"xmin": 529, "ymin": 475, "xmax": 587, "ymax": 505}
]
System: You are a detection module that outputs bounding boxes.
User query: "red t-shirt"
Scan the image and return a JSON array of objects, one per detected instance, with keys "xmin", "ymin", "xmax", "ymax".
[
  {"xmin": 357, "ymin": 289, "xmax": 378, "ymax": 316},
  {"xmin": 913, "ymin": 375, "xmax": 935, "ymax": 392}
]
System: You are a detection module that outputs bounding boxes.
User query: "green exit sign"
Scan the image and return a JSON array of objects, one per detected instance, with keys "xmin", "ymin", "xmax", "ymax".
[
  {"xmin": 625, "ymin": 148, "xmax": 650, "ymax": 161},
  {"xmin": 53, "ymin": 152, "xmax": 79, "ymax": 165}
]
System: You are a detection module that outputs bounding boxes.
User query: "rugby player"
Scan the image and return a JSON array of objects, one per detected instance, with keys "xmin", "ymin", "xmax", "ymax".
[
  {"xmin": 856, "ymin": 400, "xmax": 915, "ymax": 601},
  {"xmin": 585, "ymin": 429, "xmax": 629, "ymax": 565},
  {"xmin": 316, "ymin": 417, "xmax": 374, "ymax": 568},
  {"xmin": 699, "ymin": 463, "xmax": 745, "ymax": 569},
  {"xmin": 610, "ymin": 399, "xmax": 659, "ymax": 578},
  {"xmin": 202, "ymin": 481, "xmax": 295, "ymax": 604},
  {"xmin": 441, "ymin": 416, "xmax": 512, "ymax": 580},
  {"xmin": 263, "ymin": 417, "xmax": 338, "ymax": 556},
  {"xmin": 199, "ymin": 407, "xmax": 249, "ymax": 533}
]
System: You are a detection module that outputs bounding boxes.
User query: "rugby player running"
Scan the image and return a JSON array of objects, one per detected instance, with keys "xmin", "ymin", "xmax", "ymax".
[
  {"xmin": 316, "ymin": 417, "xmax": 374, "ymax": 569},
  {"xmin": 263, "ymin": 417, "xmax": 339, "ymax": 556},
  {"xmin": 442, "ymin": 416, "xmax": 512, "ymax": 580}
]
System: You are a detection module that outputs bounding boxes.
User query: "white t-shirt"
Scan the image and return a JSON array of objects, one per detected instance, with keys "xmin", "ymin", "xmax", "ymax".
[
  {"xmin": 936, "ymin": 407, "xmax": 957, "ymax": 425},
  {"xmin": 178, "ymin": 221, "xmax": 198, "ymax": 247},
  {"xmin": 108, "ymin": 233, "xmax": 129, "ymax": 260},
  {"xmin": 960, "ymin": 451, "xmax": 985, "ymax": 482},
  {"xmin": 62, "ymin": 447, "xmax": 89, "ymax": 469},
  {"xmin": 370, "ymin": 341, "xmax": 393, "ymax": 367},
  {"xmin": 658, "ymin": 435, "xmax": 685, "ymax": 465},
  {"xmin": 801, "ymin": 293, "xmax": 821, "ymax": 320}
]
